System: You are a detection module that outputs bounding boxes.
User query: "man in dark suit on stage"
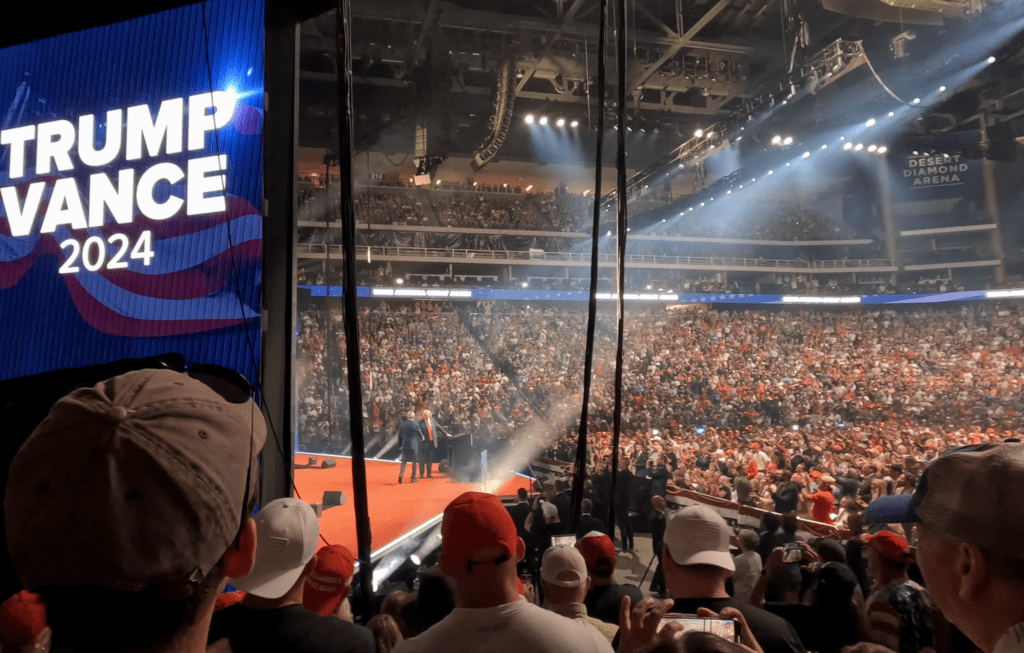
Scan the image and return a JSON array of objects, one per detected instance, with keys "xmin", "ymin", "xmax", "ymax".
[
  {"xmin": 398, "ymin": 412, "xmax": 423, "ymax": 483},
  {"xmin": 417, "ymin": 409, "xmax": 445, "ymax": 478}
]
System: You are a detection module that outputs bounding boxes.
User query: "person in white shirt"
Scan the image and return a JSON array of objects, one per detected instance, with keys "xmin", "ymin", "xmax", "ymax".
[
  {"xmin": 733, "ymin": 530, "xmax": 763, "ymax": 605},
  {"xmin": 395, "ymin": 492, "xmax": 613, "ymax": 653}
]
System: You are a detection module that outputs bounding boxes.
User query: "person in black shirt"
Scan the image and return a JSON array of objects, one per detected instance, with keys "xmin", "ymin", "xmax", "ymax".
[
  {"xmin": 613, "ymin": 458, "xmax": 635, "ymax": 552},
  {"xmin": 507, "ymin": 488, "xmax": 535, "ymax": 575},
  {"xmin": 650, "ymin": 496, "xmax": 668, "ymax": 596},
  {"xmin": 578, "ymin": 532, "xmax": 644, "ymax": 625},
  {"xmin": 663, "ymin": 506, "xmax": 806, "ymax": 653},
  {"xmin": 750, "ymin": 547, "xmax": 862, "ymax": 653},
  {"xmin": 575, "ymin": 499, "xmax": 606, "ymax": 540},
  {"xmin": 209, "ymin": 499, "xmax": 375, "ymax": 653}
]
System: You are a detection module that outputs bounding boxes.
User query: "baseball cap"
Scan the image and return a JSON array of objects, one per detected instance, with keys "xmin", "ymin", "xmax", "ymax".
[
  {"xmin": 815, "ymin": 563, "xmax": 858, "ymax": 606},
  {"xmin": 0, "ymin": 591, "xmax": 47, "ymax": 647},
  {"xmin": 234, "ymin": 498, "xmax": 320, "ymax": 599},
  {"xmin": 865, "ymin": 443, "xmax": 1024, "ymax": 558},
  {"xmin": 4, "ymin": 369, "xmax": 266, "ymax": 595},
  {"xmin": 440, "ymin": 492, "xmax": 521, "ymax": 571},
  {"xmin": 303, "ymin": 544, "xmax": 356, "ymax": 616},
  {"xmin": 865, "ymin": 531, "xmax": 912, "ymax": 563},
  {"xmin": 664, "ymin": 505, "xmax": 735, "ymax": 571},
  {"xmin": 541, "ymin": 502, "xmax": 559, "ymax": 519},
  {"xmin": 541, "ymin": 545, "xmax": 588, "ymax": 587},
  {"xmin": 577, "ymin": 531, "xmax": 617, "ymax": 569}
]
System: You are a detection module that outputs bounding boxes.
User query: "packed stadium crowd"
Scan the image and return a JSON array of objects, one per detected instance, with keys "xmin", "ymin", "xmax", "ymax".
[
  {"xmin": 4, "ymin": 364, "xmax": 1022, "ymax": 653},
  {"xmin": 300, "ymin": 187, "xmax": 874, "ymax": 244}
]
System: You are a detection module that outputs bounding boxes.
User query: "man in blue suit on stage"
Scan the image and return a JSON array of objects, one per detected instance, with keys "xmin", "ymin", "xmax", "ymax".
[{"xmin": 398, "ymin": 412, "xmax": 424, "ymax": 484}]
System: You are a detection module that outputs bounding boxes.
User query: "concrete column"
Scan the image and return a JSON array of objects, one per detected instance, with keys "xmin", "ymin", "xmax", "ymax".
[{"xmin": 876, "ymin": 156, "xmax": 900, "ymax": 277}]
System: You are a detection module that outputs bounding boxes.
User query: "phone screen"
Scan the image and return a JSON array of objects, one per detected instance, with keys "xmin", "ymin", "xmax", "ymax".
[
  {"xmin": 783, "ymin": 543, "xmax": 802, "ymax": 563},
  {"xmin": 659, "ymin": 614, "xmax": 738, "ymax": 642},
  {"xmin": 551, "ymin": 535, "xmax": 577, "ymax": 547}
]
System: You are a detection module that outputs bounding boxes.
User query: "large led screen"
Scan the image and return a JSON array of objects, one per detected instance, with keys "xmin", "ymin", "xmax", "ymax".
[{"xmin": 0, "ymin": 0, "xmax": 263, "ymax": 381}]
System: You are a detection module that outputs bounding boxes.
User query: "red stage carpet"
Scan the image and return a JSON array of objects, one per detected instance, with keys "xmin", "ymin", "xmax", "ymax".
[{"xmin": 293, "ymin": 456, "xmax": 532, "ymax": 555}]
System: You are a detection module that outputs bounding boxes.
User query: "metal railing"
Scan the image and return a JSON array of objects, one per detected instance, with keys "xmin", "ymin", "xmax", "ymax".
[{"xmin": 297, "ymin": 244, "xmax": 896, "ymax": 271}]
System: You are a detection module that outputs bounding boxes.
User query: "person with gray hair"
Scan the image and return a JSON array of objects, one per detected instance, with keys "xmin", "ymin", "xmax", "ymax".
[
  {"xmin": 866, "ymin": 443, "xmax": 1024, "ymax": 653},
  {"xmin": 733, "ymin": 529, "xmax": 763, "ymax": 604}
]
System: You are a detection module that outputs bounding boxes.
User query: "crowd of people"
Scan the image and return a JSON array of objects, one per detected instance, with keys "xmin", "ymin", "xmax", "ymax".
[{"xmin": 3, "ymin": 366, "xmax": 1022, "ymax": 653}]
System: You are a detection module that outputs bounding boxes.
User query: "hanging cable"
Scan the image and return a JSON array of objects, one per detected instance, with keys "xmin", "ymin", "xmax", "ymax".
[
  {"xmin": 859, "ymin": 42, "xmax": 913, "ymax": 105},
  {"xmin": 569, "ymin": 0, "xmax": 608, "ymax": 532},
  {"xmin": 334, "ymin": 0, "xmax": 375, "ymax": 623},
  {"xmin": 606, "ymin": 0, "xmax": 629, "ymax": 542}
]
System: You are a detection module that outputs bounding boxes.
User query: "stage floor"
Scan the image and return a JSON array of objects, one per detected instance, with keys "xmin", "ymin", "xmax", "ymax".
[{"xmin": 293, "ymin": 455, "xmax": 532, "ymax": 556}]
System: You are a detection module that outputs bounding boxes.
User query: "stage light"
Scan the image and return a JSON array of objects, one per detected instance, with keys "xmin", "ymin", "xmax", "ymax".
[
  {"xmin": 867, "ymin": 144, "xmax": 877, "ymax": 152},
  {"xmin": 877, "ymin": 146, "xmax": 888, "ymax": 154},
  {"xmin": 678, "ymin": 163, "xmax": 685, "ymax": 169},
  {"xmin": 727, "ymin": 190, "xmax": 732, "ymax": 194},
  {"xmin": 768, "ymin": 170, "xmax": 774, "ymax": 175},
  {"xmin": 739, "ymin": 185, "xmax": 743, "ymax": 189},
  {"xmin": 866, "ymin": 118, "xmax": 876, "ymax": 127},
  {"xmin": 783, "ymin": 136, "xmax": 793, "ymax": 145},
  {"xmin": 709, "ymin": 197, "xmax": 714, "ymax": 201},
  {"xmin": 607, "ymin": 230, "xmax": 612, "ymax": 236},
  {"xmin": 396, "ymin": 278, "xmax": 404, "ymax": 285},
  {"xmin": 913, "ymin": 151, "xmax": 919, "ymax": 156},
  {"xmin": 539, "ymin": 116, "xmax": 548, "ymax": 125},
  {"xmin": 772, "ymin": 135, "xmax": 782, "ymax": 144},
  {"xmin": 695, "ymin": 129, "xmax": 704, "ymax": 138},
  {"xmin": 571, "ymin": 120, "xmax": 579, "ymax": 127},
  {"xmin": 912, "ymin": 98, "xmax": 921, "ymax": 105},
  {"xmin": 840, "ymin": 136, "xmax": 845, "ymax": 141},
  {"xmin": 700, "ymin": 202, "xmax": 705, "ymax": 206},
  {"xmin": 803, "ymin": 151, "xmax": 811, "ymax": 158},
  {"xmin": 706, "ymin": 131, "xmax": 713, "ymax": 138},
  {"xmin": 988, "ymin": 56, "xmax": 996, "ymax": 64},
  {"xmin": 556, "ymin": 118, "xmax": 565, "ymax": 127},
  {"xmin": 525, "ymin": 184, "xmax": 533, "ymax": 191},
  {"xmin": 647, "ymin": 285, "xmax": 652, "ymax": 290},
  {"xmin": 522, "ymin": 282, "xmax": 528, "ymax": 288},
  {"xmin": 472, "ymin": 181, "xmax": 478, "ymax": 187},
  {"xmin": 653, "ymin": 429, "xmax": 659, "ymax": 435},
  {"xmin": 854, "ymin": 143, "xmax": 864, "ymax": 151},
  {"xmin": 792, "ymin": 425, "xmax": 800, "ymax": 431},
  {"xmin": 939, "ymin": 86, "xmax": 946, "ymax": 92},
  {"xmin": 786, "ymin": 163, "xmax": 791, "ymax": 166},
  {"xmin": 843, "ymin": 142, "xmax": 853, "ymax": 150},
  {"xmin": 525, "ymin": 114, "xmax": 534, "ymax": 124},
  {"xmin": 689, "ymin": 207, "xmax": 693, "ymax": 212},
  {"xmin": 889, "ymin": 111, "xmax": 896, "ymax": 117}
]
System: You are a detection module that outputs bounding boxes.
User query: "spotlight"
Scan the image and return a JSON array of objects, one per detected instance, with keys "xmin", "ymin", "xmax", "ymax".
[
  {"xmin": 783, "ymin": 136, "xmax": 793, "ymax": 145},
  {"xmin": 772, "ymin": 135, "xmax": 782, "ymax": 144},
  {"xmin": 768, "ymin": 170, "xmax": 774, "ymax": 175},
  {"xmin": 843, "ymin": 142, "xmax": 853, "ymax": 150},
  {"xmin": 912, "ymin": 98, "xmax": 921, "ymax": 105},
  {"xmin": 821, "ymin": 144, "xmax": 828, "ymax": 150},
  {"xmin": 606, "ymin": 230, "xmax": 612, "ymax": 236},
  {"xmin": 700, "ymin": 202, "xmax": 705, "ymax": 206},
  {"xmin": 706, "ymin": 131, "xmax": 713, "ymax": 138},
  {"xmin": 539, "ymin": 116, "xmax": 548, "ymax": 125},
  {"xmin": 866, "ymin": 118, "xmax": 876, "ymax": 127},
  {"xmin": 854, "ymin": 143, "xmax": 864, "ymax": 151},
  {"xmin": 802, "ymin": 151, "xmax": 810, "ymax": 158},
  {"xmin": 525, "ymin": 184, "xmax": 533, "ymax": 191},
  {"xmin": 877, "ymin": 146, "xmax": 888, "ymax": 154},
  {"xmin": 525, "ymin": 115, "xmax": 535, "ymax": 124},
  {"xmin": 689, "ymin": 208, "xmax": 694, "ymax": 212},
  {"xmin": 396, "ymin": 278, "xmax": 404, "ymax": 285},
  {"xmin": 889, "ymin": 111, "xmax": 896, "ymax": 117},
  {"xmin": 840, "ymin": 136, "xmax": 846, "ymax": 141},
  {"xmin": 695, "ymin": 129, "xmax": 704, "ymax": 138},
  {"xmin": 938, "ymin": 86, "xmax": 946, "ymax": 93},
  {"xmin": 868, "ymin": 144, "xmax": 877, "ymax": 152},
  {"xmin": 727, "ymin": 190, "xmax": 732, "ymax": 194},
  {"xmin": 647, "ymin": 285, "xmax": 652, "ymax": 290},
  {"xmin": 522, "ymin": 282, "xmax": 528, "ymax": 288},
  {"xmin": 739, "ymin": 185, "xmax": 743, "ymax": 189},
  {"xmin": 988, "ymin": 56, "xmax": 996, "ymax": 64},
  {"xmin": 571, "ymin": 120, "xmax": 579, "ymax": 127},
  {"xmin": 557, "ymin": 118, "xmax": 566, "ymax": 127}
]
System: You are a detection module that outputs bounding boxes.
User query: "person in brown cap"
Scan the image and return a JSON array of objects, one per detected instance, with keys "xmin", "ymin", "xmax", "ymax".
[
  {"xmin": 866, "ymin": 443, "xmax": 1024, "ymax": 653},
  {"xmin": 3, "ymin": 368, "xmax": 265, "ymax": 653}
]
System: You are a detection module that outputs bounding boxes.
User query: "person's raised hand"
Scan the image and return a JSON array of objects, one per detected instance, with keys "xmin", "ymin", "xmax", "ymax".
[
  {"xmin": 617, "ymin": 595, "xmax": 675, "ymax": 653},
  {"xmin": 796, "ymin": 541, "xmax": 821, "ymax": 566},
  {"xmin": 765, "ymin": 547, "xmax": 787, "ymax": 573}
]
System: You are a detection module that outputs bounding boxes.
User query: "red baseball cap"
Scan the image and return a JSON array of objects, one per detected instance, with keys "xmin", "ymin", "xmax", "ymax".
[
  {"xmin": 440, "ymin": 492, "xmax": 522, "ymax": 571},
  {"xmin": 0, "ymin": 591, "xmax": 47, "ymax": 647},
  {"xmin": 866, "ymin": 531, "xmax": 912, "ymax": 563},
  {"xmin": 303, "ymin": 544, "xmax": 357, "ymax": 616},
  {"xmin": 577, "ymin": 531, "xmax": 617, "ymax": 569}
]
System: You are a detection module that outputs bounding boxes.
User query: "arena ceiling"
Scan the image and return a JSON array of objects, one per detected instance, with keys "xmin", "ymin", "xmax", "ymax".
[{"xmin": 296, "ymin": 0, "xmax": 1018, "ymax": 168}]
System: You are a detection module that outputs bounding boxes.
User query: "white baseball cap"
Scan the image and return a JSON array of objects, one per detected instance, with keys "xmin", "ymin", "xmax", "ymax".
[
  {"xmin": 663, "ymin": 505, "xmax": 735, "ymax": 571},
  {"xmin": 541, "ymin": 502, "xmax": 559, "ymax": 519},
  {"xmin": 233, "ymin": 498, "xmax": 320, "ymax": 599},
  {"xmin": 541, "ymin": 545, "xmax": 588, "ymax": 587}
]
